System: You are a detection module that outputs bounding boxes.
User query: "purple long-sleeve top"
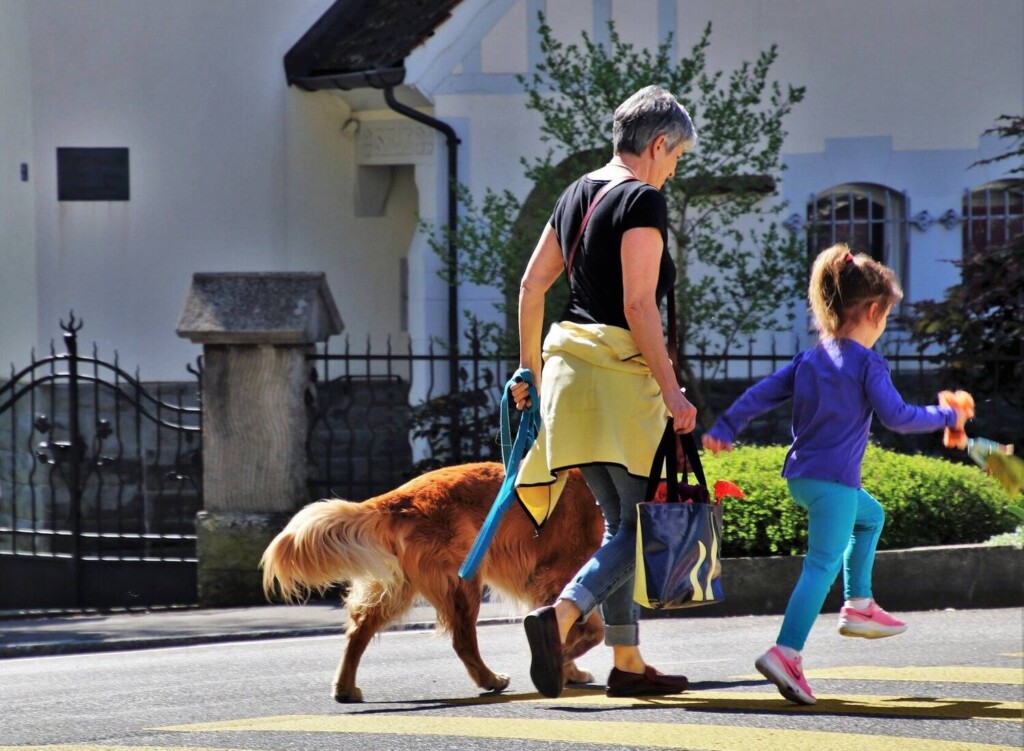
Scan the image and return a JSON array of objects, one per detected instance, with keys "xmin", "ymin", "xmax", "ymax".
[{"xmin": 706, "ymin": 338, "xmax": 958, "ymax": 488}]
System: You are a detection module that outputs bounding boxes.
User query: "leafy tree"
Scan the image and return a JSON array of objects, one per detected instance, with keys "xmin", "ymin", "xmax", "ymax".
[
  {"xmin": 972, "ymin": 114, "xmax": 1024, "ymax": 176},
  {"xmin": 425, "ymin": 17, "xmax": 807, "ymax": 429},
  {"xmin": 906, "ymin": 114, "xmax": 1024, "ymax": 443},
  {"xmin": 909, "ymin": 245, "xmax": 1023, "ymax": 403}
]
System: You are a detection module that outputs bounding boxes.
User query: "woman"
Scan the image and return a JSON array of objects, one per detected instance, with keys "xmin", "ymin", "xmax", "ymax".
[{"xmin": 510, "ymin": 85, "xmax": 698, "ymax": 698}]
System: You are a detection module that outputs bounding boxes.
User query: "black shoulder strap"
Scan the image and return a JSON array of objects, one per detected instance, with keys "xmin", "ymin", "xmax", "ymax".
[{"xmin": 564, "ymin": 176, "xmax": 638, "ymax": 284}]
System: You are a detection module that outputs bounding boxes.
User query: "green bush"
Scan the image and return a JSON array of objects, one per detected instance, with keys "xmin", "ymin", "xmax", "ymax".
[{"xmin": 701, "ymin": 443, "xmax": 1019, "ymax": 557}]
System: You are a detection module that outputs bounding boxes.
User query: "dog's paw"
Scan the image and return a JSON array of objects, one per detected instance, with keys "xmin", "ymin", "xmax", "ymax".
[
  {"xmin": 482, "ymin": 673, "xmax": 511, "ymax": 692},
  {"xmin": 563, "ymin": 666, "xmax": 594, "ymax": 685},
  {"xmin": 333, "ymin": 686, "xmax": 363, "ymax": 703}
]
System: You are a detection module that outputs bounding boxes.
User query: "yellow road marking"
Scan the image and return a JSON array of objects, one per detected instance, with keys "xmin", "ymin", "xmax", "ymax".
[
  {"xmin": 275, "ymin": 685, "xmax": 1019, "ymax": 722},
  {"xmin": 799, "ymin": 666, "xmax": 1023, "ymax": 685},
  {"xmin": 156, "ymin": 715, "xmax": 1021, "ymax": 750},
  {"xmin": 0, "ymin": 747, "xmax": 253, "ymax": 751},
  {"xmin": 516, "ymin": 689, "xmax": 1022, "ymax": 722}
]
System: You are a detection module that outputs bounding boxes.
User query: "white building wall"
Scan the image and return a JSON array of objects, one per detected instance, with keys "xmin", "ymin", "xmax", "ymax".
[
  {"xmin": 0, "ymin": 0, "xmax": 37, "ymax": 368},
  {"xmin": 4, "ymin": 0, "xmax": 425, "ymax": 379},
  {"xmin": 283, "ymin": 91, "xmax": 420, "ymax": 351},
  {"xmin": 670, "ymin": 0, "xmax": 1022, "ymax": 154},
  {"xmin": 1, "ymin": 0, "xmax": 1021, "ymax": 379}
]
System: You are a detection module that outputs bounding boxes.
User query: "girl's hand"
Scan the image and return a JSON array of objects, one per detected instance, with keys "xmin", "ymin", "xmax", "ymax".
[
  {"xmin": 702, "ymin": 433, "xmax": 732, "ymax": 455},
  {"xmin": 665, "ymin": 388, "xmax": 697, "ymax": 434}
]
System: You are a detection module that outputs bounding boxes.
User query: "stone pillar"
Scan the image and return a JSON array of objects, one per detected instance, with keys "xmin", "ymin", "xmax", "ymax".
[{"xmin": 177, "ymin": 272, "xmax": 343, "ymax": 606}]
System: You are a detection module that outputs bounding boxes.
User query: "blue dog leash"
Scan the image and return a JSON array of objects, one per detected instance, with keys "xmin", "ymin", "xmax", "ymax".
[{"xmin": 458, "ymin": 368, "xmax": 540, "ymax": 580}]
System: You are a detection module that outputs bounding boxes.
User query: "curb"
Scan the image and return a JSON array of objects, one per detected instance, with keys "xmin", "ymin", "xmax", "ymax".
[
  {"xmin": 0, "ymin": 615, "xmax": 525, "ymax": 660},
  {"xmin": 644, "ymin": 543, "xmax": 1023, "ymax": 619},
  {"xmin": 0, "ymin": 627, "xmax": 344, "ymax": 659},
  {"xmin": 2, "ymin": 544, "xmax": 1018, "ymax": 658}
]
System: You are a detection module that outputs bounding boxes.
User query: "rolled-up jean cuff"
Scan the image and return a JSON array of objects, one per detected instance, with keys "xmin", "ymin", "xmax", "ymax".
[
  {"xmin": 560, "ymin": 582, "xmax": 597, "ymax": 620},
  {"xmin": 604, "ymin": 624, "xmax": 639, "ymax": 647}
]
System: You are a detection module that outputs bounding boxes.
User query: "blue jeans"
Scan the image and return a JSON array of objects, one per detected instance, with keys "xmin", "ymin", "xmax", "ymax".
[
  {"xmin": 559, "ymin": 463, "xmax": 647, "ymax": 647},
  {"xmin": 778, "ymin": 478, "xmax": 885, "ymax": 651}
]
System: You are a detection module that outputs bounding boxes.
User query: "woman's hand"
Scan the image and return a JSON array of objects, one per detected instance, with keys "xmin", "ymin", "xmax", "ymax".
[
  {"xmin": 702, "ymin": 433, "xmax": 732, "ymax": 455},
  {"xmin": 665, "ymin": 388, "xmax": 697, "ymax": 434},
  {"xmin": 510, "ymin": 379, "xmax": 535, "ymax": 412}
]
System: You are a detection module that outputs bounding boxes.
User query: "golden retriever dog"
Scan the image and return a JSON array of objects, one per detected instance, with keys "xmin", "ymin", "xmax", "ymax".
[{"xmin": 261, "ymin": 462, "xmax": 604, "ymax": 702}]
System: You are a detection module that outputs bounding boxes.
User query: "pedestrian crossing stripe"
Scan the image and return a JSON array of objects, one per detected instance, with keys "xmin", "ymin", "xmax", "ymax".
[
  {"xmin": 154, "ymin": 715, "xmax": 1021, "ymax": 750},
  {"xmin": 349, "ymin": 687, "xmax": 1021, "ymax": 722},
  {"xmin": 520, "ymin": 689, "xmax": 1023, "ymax": 722},
  {"xmin": 798, "ymin": 666, "xmax": 1022, "ymax": 685},
  {"xmin": 0, "ymin": 748, "xmax": 243, "ymax": 751}
]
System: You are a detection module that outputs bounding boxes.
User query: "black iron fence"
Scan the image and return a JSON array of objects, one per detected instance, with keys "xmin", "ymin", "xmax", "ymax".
[
  {"xmin": 0, "ymin": 315, "xmax": 202, "ymax": 609},
  {"xmin": 307, "ymin": 331, "xmax": 1023, "ymax": 502},
  {"xmin": 306, "ymin": 332, "xmax": 510, "ymax": 502}
]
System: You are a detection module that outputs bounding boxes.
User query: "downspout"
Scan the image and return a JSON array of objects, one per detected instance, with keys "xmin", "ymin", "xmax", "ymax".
[
  {"xmin": 381, "ymin": 84, "xmax": 463, "ymax": 462},
  {"xmin": 313, "ymin": 67, "xmax": 463, "ymax": 460}
]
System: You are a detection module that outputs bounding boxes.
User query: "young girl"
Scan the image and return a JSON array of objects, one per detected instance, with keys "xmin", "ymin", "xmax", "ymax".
[{"xmin": 702, "ymin": 243, "xmax": 970, "ymax": 705}]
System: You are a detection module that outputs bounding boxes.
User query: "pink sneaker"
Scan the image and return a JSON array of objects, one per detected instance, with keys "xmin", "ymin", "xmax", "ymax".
[
  {"xmin": 838, "ymin": 599, "xmax": 908, "ymax": 639},
  {"xmin": 754, "ymin": 646, "xmax": 816, "ymax": 705}
]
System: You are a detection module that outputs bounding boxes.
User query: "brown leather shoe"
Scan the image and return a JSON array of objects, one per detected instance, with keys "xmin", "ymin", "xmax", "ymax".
[
  {"xmin": 606, "ymin": 666, "xmax": 688, "ymax": 697},
  {"xmin": 524, "ymin": 606, "xmax": 564, "ymax": 698}
]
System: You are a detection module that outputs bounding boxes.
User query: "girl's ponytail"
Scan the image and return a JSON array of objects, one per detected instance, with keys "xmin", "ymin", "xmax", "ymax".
[{"xmin": 808, "ymin": 243, "xmax": 903, "ymax": 338}]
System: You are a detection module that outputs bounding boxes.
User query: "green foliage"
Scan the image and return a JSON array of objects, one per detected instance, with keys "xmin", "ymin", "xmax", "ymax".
[
  {"xmin": 702, "ymin": 445, "xmax": 805, "ymax": 556},
  {"xmin": 859, "ymin": 445, "xmax": 1018, "ymax": 547},
  {"xmin": 419, "ymin": 184, "xmax": 523, "ymax": 355},
  {"xmin": 907, "ymin": 116, "xmax": 1024, "ymax": 422},
  {"xmin": 971, "ymin": 114, "xmax": 1024, "ymax": 176},
  {"xmin": 701, "ymin": 444, "xmax": 1019, "ymax": 558},
  {"xmin": 906, "ymin": 239, "xmax": 1024, "ymax": 413}
]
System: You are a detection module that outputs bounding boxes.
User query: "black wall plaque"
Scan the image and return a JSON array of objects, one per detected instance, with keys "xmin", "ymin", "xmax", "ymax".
[{"xmin": 57, "ymin": 147, "xmax": 130, "ymax": 201}]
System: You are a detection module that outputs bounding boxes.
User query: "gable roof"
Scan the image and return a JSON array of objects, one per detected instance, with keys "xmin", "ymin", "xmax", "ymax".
[{"xmin": 285, "ymin": 0, "xmax": 464, "ymax": 91}]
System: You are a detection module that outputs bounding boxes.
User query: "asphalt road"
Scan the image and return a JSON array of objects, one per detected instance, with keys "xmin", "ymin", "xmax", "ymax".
[{"xmin": 2, "ymin": 607, "xmax": 1021, "ymax": 751}]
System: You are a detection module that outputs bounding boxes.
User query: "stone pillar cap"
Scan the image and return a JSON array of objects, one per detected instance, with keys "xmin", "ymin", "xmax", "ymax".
[{"xmin": 176, "ymin": 272, "xmax": 344, "ymax": 345}]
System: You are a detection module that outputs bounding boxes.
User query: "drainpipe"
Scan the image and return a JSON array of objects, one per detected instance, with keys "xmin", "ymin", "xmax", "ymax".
[
  {"xmin": 316, "ymin": 67, "xmax": 463, "ymax": 459},
  {"xmin": 381, "ymin": 85, "xmax": 462, "ymax": 462}
]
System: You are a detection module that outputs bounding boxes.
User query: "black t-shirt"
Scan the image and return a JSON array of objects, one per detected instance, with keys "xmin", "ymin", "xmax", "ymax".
[{"xmin": 550, "ymin": 176, "xmax": 675, "ymax": 329}]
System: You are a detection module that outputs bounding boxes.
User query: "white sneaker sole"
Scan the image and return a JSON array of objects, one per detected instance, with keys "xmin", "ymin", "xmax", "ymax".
[
  {"xmin": 754, "ymin": 654, "xmax": 816, "ymax": 705},
  {"xmin": 838, "ymin": 622, "xmax": 908, "ymax": 639}
]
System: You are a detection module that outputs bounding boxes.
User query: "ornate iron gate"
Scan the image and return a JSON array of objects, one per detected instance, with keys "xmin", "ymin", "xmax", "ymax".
[{"xmin": 0, "ymin": 315, "xmax": 202, "ymax": 609}]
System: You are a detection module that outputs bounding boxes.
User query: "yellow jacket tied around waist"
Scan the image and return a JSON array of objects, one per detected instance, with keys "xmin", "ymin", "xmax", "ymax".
[{"xmin": 515, "ymin": 321, "xmax": 670, "ymax": 527}]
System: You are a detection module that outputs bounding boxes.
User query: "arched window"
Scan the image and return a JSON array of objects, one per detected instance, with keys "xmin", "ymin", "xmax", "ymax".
[
  {"xmin": 962, "ymin": 180, "xmax": 1024, "ymax": 258},
  {"xmin": 807, "ymin": 184, "xmax": 908, "ymax": 283}
]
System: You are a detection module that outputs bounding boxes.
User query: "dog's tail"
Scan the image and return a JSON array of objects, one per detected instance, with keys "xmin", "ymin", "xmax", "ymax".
[{"xmin": 260, "ymin": 499, "xmax": 402, "ymax": 603}]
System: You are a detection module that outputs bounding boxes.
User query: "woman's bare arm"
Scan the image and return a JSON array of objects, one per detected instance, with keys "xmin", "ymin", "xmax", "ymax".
[
  {"xmin": 513, "ymin": 223, "xmax": 564, "ymax": 407},
  {"xmin": 621, "ymin": 227, "xmax": 697, "ymax": 433}
]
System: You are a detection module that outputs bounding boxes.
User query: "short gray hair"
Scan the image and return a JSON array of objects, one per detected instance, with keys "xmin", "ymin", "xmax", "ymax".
[{"xmin": 613, "ymin": 85, "xmax": 697, "ymax": 156}]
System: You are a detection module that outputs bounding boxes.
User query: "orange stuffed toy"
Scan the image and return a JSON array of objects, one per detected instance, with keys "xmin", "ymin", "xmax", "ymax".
[{"xmin": 937, "ymin": 390, "xmax": 975, "ymax": 449}]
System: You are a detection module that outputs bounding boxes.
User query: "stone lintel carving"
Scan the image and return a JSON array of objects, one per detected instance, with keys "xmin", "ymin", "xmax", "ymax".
[
  {"xmin": 357, "ymin": 120, "xmax": 435, "ymax": 166},
  {"xmin": 176, "ymin": 272, "xmax": 344, "ymax": 345}
]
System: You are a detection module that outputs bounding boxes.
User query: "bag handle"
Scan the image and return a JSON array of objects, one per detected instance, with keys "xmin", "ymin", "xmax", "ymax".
[
  {"xmin": 662, "ymin": 246, "xmax": 700, "ymax": 481},
  {"xmin": 564, "ymin": 176, "xmax": 638, "ymax": 284},
  {"xmin": 645, "ymin": 420, "xmax": 707, "ymax": 503}
]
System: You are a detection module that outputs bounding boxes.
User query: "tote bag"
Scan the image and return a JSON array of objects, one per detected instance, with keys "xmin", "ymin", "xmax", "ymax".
[{"xmin": 634, "ymin": 421, "xmax": 724, "ymax": 610}]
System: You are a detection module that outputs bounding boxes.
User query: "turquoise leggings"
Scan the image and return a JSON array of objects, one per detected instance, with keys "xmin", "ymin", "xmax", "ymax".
[{"xmin": 778, "ymin": 478, "xmax": 885, "ymax": 651}]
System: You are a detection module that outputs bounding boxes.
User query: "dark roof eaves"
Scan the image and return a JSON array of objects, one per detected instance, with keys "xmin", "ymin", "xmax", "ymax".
[{"xmin": 288, "ymin": 66, "xmax": 406, "ymax": 92}]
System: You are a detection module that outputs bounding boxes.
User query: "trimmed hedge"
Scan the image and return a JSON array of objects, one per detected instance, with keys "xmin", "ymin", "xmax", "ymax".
[{"xmin": 700, "ymin": 443, "xmax": 1020, "ymax": 557}]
